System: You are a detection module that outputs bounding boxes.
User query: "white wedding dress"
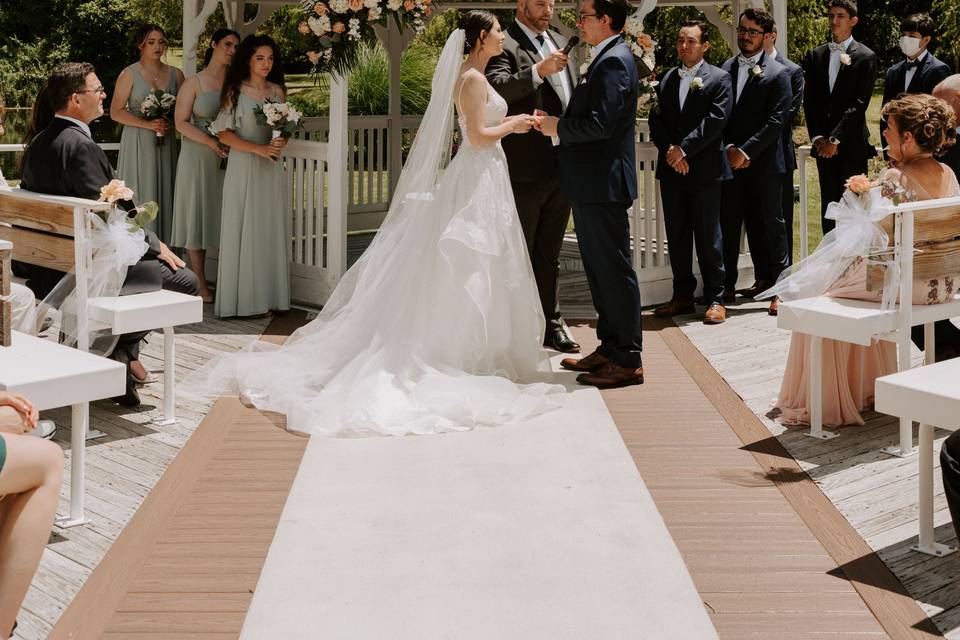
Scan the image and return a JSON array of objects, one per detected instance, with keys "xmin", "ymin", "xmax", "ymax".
[{"xmin": 201, "ymin": 30, "xmax": 564, "ymax": 436}]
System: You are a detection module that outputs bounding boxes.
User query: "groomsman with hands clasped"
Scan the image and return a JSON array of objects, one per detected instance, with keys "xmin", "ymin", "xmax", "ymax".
[{"xmin": 650, "ymin": 20, "xmax": 732, "ymax": 324}]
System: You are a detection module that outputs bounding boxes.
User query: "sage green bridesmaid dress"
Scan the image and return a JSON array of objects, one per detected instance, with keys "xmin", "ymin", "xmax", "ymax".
[
  {"xmin": 170, "ymin": 88, "xmax": 223, "ymax": 250},
  {"xmin": 116, "ymin": 64, "xmax": 178, "ymax": 243},
  {"xmin": 209, "ymin": 92, "xmax": 291, "ymax": 318}
]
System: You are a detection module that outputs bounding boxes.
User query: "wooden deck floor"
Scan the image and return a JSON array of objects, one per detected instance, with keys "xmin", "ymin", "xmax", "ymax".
[{"xmin": 37, "ymin": 310, "xmax": 946, "ymax": 638}]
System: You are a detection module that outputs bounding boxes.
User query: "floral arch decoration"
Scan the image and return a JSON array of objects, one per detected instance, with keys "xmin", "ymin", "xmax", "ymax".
[{"xmin": 298, "ymin": 0, "xmax": 434, "ymax": 76}]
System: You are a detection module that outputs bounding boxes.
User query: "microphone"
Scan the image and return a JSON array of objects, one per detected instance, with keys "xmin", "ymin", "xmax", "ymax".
[{"xmin": 561, "ymin": 36, "xmax": 580, "ymax": 55}]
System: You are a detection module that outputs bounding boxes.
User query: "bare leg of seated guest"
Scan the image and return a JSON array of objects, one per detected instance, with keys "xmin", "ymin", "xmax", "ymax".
[
  {"xmin": 0, "ymin": 419, "xmax": 64, "ymax": 638},
  {"xmin": 186, "ymin": 248, "xmax": 213, "ymax": 303}
]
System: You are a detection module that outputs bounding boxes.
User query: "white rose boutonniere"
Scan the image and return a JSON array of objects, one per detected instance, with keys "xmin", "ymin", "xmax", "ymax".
[
  {"xmin": 839, "ymin": 52, "xmax": 852, "ymax": 66},
  {"xmin": 579, "ymin": 62, "xmax": 590, "ymax": 75},
  {"xmin": 750, "ymin": 64, "xmax": 763, "ymax": 79},
  {"xmin": 690, "ymin": 77, "xmax": 704, "ymax": 91}
]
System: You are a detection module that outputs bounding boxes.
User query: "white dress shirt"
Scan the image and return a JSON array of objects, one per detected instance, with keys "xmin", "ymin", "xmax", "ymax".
[
  {"xmin": 677, "ymin": 60, "xmax": 704, "ymax": 110},
  {"xmin": 735, "ymin": 50, "xmax": 763, "ymax": 102},
  {"xmin": 515, "ymin": 20, "xmax": 573, "ymax": 109},
  {"xmin": 828, "ymin": 35, "xmax": 854, "ymax": 93},
  {"xmin": 55, "ymin": 114, "xmax": 93, "ymax": 139},
  {"xmin": 589, "ymin": 33, "xmax": 621, "ymax": 66},
  {"xmin": 904, "ymin": 50, "xmax": 928, "ymax": 93}
]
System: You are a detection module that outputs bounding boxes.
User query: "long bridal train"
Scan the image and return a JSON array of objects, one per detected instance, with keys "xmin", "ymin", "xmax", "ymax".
[{"xmin": 197, "ymin": 29, "xmax": 564, "ymax": 436}]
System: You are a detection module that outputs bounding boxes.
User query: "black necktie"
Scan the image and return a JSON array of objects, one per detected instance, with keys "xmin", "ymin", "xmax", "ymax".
[{"xmin": 535, "ymin": 34, "xmax": 544, "ymax": 46}]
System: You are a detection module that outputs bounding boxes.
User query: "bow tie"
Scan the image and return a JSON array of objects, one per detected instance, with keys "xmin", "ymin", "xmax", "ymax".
[
  {"xmin": 534, "ymin": 34, "xmax": 545, "ymax": 46},
  {"xmin": 905, "ymin": 58, "xmax": 921, "ymax": 69},
  {"xmin": 737, "ymin": 55, "xmax": 758, "ymax": 67},
  {"xmin": 678, "ymin": 66, "xmax": 697, "ymax": 79},
  {"xmin": 828, "ymin": 42, "xmax": 845, "ymax": 53}
]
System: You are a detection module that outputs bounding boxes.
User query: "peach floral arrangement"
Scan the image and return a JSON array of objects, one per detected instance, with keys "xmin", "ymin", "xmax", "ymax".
[{"xmin": 298, "ymin": 0, "xmax": 434, "ymax": 76}]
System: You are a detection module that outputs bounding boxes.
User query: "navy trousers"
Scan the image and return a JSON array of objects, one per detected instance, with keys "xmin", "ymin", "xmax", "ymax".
[
  {"xmin": 721, "ymin": 174, "xmax": 788, "ymax": 291},
  {"xmin": 660, "ymin": 177, "xmax": 725, "ymax": 304},
  {"xmin": 572, "ymin": 201, "xmax": 643, "ymax": 368}
]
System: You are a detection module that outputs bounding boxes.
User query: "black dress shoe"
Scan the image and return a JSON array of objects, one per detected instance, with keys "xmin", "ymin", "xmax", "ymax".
[{"xmin": 544, "ymin": 328, "xmax": 581, "ymax": 353}]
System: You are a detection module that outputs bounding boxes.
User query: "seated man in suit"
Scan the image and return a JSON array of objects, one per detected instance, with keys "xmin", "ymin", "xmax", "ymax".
[{"xmin": 20, "ymin": 62, "xmax": 199, "ymax": 406}]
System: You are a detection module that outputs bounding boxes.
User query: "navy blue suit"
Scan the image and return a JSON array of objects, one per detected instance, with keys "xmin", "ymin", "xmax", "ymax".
[
  {"xmin": 558, "ymin": 36, "xmax": 642, "ymax": 367},
  {"xmin": 881, "ymin": 51, "xmax": 951, "ymax": 143},
  {"xmin": 775, "ymin": 50, "xmax": 803, "ymax": 265},
  {"xmin": 649, "ymin": 61, "xmax": 732, "ymax": 304},
  {"xmin": 720, "ymin": 52, "xmax": 792, "ymax": 291}
]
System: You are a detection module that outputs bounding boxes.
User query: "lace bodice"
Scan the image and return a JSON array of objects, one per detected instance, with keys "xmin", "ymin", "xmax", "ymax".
[{"xmin": 456, "ymin": 80, "xmax": 507, "ymax": 148}]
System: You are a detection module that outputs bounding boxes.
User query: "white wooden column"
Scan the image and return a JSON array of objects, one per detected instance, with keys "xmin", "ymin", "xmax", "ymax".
[
  {"xmin": 374, "ymin": 21, "xmax": 416, "ymax": 198},
  {"xmin": 702, "ymin": 5, "xmax": 735, "ymax": 52},
  {"xmin": 182, "ymin": 0, "xmax": 221, "ymax": 76},
  {"xmin": 327, "ymin": 73, "xmax": 350, "ymax": 279},
  {"xmin": 772, "ymin": 0, "xmax": 788, "ymax": 55}
]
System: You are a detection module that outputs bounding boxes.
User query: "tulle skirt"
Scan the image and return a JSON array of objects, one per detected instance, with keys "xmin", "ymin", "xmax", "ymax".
[{"xmin": 200, "ymin": 141, "xmax": 564, "ymax": 436}]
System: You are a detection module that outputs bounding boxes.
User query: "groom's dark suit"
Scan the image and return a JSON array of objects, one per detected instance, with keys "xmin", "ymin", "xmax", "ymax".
[
  {"xmin": 21, "ymin": 116, "xmax": 198, "ymax": 362},
  {"xmin": 487, "ymin": 22, "xmax": 577, "ymax": 339},
  {"xmin": 720, "ymin": 52, "xmax": 792, "ymax": 293},
  {"xmin": 557, "ymin": 35, "xmax": 642, "ymax": 368},
  {"xmin": 802, "ymin": 39, "xmax": 878, "ymax": 234},
  {"xmin": 649, "ymin": 60, "xmax": 731, "ymax": 304}
]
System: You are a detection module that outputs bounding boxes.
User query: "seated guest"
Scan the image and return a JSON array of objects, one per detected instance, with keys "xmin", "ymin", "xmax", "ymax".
[
  {"xmin": 762, "ymin": 94, "xmax": 959, "ymax": 426},
  {"xmin": 19, "ymin": 62, "xmax": 200, "ymax": 406},
  {"xmin": 942, "ymin": 431, "xmax": 960, "ymax": 544},
  {"xmin": 880, "ymin": 13, "xmax": 951, "ymax": 143},
  {"xmin": 0, "ymin": 391, "xmax": 63, "ymax": 639},
  {"xmin": 8, "ymin": 283, "xmax": 37, "ymax": 331}
]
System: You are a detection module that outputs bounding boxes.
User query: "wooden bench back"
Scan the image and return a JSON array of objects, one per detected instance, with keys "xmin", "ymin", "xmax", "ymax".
[
  {"xmin": 0, "ymin": 189, "xmax": 107, "ymax": 274},
  {"xmin": 874, "ymin": 201, "xmax": 960, "ymax": 284}
]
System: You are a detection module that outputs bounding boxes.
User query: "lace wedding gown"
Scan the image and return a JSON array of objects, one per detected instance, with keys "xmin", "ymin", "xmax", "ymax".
[{"xmin": 202, "ymin": 32, "xmax": 563, "ymax": 436}]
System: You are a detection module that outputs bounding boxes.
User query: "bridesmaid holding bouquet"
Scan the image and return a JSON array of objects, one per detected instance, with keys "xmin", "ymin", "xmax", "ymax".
[
  {"xmin": 170, "ymin": 28, "xmax": 240, "ymax": 303},
  {"xmin": 209, "ymin": 34, "xmax": 291, "ymax": 318},
  {"xmin": 112, "ymin": 24, "xmax": 183, "ymax": 243}
]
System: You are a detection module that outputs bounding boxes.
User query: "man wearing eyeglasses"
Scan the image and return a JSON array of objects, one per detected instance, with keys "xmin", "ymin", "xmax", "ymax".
[
  {"xmin": 802, "ymin": 0, "xmax": 878, "ymax": 235},
  {"xmin": 536, "ymin": 0, "xmax": 643, "ymax": 388},
  {"xmin": 20, "ymin": 62, "xmax": 199, "ymax": 407},
  {"xmin": 719, "ymin": 8, "xmax": 792, "ymax": 316}
]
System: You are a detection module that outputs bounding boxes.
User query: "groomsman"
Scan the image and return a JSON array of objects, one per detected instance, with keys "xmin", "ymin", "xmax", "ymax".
[
  {"xmin": 802, "ymin": 0, "xmax": 877, "ymax": 235},
  {"xmin": 881, "ymin": 13, "xmax": 951, "ymax": 143},
  {"xmin": 487, "ymin": 0, "xmax": 580, "ymax": 353},
  {"xmin": 650, "ymin": 20, "xmax": 732, "ymax": 324},
  {"xmin": 763, "ymin": 21, "xmax": 803, "ymax": 266},
  {"xmin": 719, "ymin": 8, "xmax": 792, "ymax": 315}
]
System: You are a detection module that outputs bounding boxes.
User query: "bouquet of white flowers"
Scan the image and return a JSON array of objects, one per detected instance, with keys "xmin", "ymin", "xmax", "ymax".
[
  {"xmin": 140, "ymin": 89, "xmax": 176, "ymax": 146},
  {"xmin": 253, "ymin": 99, "xmax": 303, "ymax": 140}
]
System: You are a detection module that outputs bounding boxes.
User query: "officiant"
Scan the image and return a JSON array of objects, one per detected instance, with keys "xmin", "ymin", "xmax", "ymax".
[{"xmin": 487, "ymin": 0, "xmax": 580, "ymax": 353}]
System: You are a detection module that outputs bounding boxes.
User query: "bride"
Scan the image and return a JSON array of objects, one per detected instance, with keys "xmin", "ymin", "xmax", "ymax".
[{"xmin": 202, "ymin": 12, "xmax": 565, "ymax": 436}]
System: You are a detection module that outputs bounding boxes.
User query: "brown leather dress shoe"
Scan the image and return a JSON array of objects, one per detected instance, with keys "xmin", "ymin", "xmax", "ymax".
[
  {"xmin": 703, "ymin": 302, "xmax": 726, "ymax": 324},
  {"xmin": 768, "ymin": 296, "xmax": 779, "ymax": 316},
  {"xmin": 560, "ymin": 350, "xmax": 609, "ymax": 372},
  {"xmin": 654, "ymin": 299, "xmax": 695, "ymax": 317},
  {"xmin": 576, "ymin": 362, "xmax": 644, "ymax": 388},
  {"xmin": 735, "ymin": 281, "xmax": 770, "ymax": 298}
]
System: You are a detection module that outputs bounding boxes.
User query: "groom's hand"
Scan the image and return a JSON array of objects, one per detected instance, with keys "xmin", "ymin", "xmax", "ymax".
[{"xmin": 538, "ymin": 115, "xmax": 559, "ymax": 136}]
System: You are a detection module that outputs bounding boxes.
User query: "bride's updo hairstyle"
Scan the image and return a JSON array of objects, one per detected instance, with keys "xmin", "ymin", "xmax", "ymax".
[
  {"xmin": 461, "ymin": 10, "xmax": 497, "ymax": 55},
  {"xmin": 881, "ymin": 93, "xmax": 957, "ymax": 155}
]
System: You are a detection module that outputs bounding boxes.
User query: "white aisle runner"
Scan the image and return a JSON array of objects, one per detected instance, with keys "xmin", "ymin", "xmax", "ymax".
[{"xmin": 240, "ymin": 382, "xmax": 717, "ymax": 639}]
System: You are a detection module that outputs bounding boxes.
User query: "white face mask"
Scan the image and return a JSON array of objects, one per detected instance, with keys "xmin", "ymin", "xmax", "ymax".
[{"xmin": 900, "ymin": 35, "xmax": 922, "ymax": 58}]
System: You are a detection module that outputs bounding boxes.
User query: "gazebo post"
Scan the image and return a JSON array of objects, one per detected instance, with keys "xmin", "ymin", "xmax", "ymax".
[
  {"xmin": 182, "ymin": 0, "xmax": 221, "ymax": 77},
  {"xmin": 374, "ymin": 21, "xmax": 416, "ymax": 200},
  {"xmin": 328, "ymin": 72, "xmax": 350, "ymax": 279}
]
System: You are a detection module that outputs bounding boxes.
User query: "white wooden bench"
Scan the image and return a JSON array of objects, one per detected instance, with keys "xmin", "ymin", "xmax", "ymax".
[
  {"xmin": 778, "ymin": 195, "xmax": 960, "ymax": 456},
  {"xmin": 876, "ymin": 358, "xmax": 960, "ymax": 557},
  {"xmin": 0, "ymin": 187, "xmax": 203, "ymax": 425}
]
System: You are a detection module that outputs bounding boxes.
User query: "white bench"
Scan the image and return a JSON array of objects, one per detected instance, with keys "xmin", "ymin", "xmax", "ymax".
[
  {"xmin": 0, "ymin": 329, "xmax": 125, "ymax": 527},
  {"xmin": 0, "ymin": 187, "xmax": 203, "ymax": 425},
  {"xmin": 875, "ymin": 358, "xmax": 960, "ymax": 557},
  {"xmin": 778, "ymin": 195, "xmax": 960, "ymax": 456}
]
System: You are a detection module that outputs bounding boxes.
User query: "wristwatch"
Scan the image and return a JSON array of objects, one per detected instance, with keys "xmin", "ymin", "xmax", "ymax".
[{"xmin": 828, "ymin": 136, "xmax": 840, "ymax": 145}]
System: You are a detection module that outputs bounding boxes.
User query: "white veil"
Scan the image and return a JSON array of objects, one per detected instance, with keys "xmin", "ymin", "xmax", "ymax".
[{"xmin": 198, "ymin": 28, "xmax": 564, "ymax": 437}]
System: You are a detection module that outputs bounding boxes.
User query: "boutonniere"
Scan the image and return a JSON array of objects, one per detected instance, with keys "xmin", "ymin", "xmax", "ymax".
[
  {"xmin": 750, "ymin": 64, "xmax": 763, "ymax": 79},
  {"xmin": 579, "ymin": 62, "xmax": 590, "ymax": 75},
  {"xmin": 839, "ymin": 53, "xmax": 852, "ymax": 66},
  {"xmin": 690, "ymin": 77, "xmax": 704, "ymax": 91}
]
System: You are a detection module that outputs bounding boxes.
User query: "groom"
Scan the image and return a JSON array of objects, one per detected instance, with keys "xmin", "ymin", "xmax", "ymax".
[{"xmin": 537, "ymin": 0, "xmax": 643, "ymax": 388}]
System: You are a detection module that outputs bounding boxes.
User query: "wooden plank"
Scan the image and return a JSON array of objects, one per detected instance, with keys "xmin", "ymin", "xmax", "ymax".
[
  {"xmin": 0, "ymin": 194, "xmax": 76, "ymax": 234},
  {"xmin": 0, "ymin": 225, "xmax": 74, "ymax": 272}
]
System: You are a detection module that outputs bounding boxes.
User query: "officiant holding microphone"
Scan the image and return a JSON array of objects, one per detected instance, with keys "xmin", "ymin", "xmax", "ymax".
[{"xmin": 487, "ymin": 0, "xmax": 581, "ymax": 353}]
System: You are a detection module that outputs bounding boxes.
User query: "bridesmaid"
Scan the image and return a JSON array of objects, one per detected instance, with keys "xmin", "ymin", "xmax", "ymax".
[
  {"xmin": 170, "ymin": 28, "xmax": 240, "ymax": 303},
  {"xmin": 209, "ymin": 34, "xmax": 291, "ymax": 318},
  {"xmin": 111, "ymin": 24, "xmax": 184, "ymax": 244}
]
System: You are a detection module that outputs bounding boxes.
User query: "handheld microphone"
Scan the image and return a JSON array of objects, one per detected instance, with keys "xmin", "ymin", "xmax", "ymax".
[{"xmin": 561, "ymin": 36, "xmax": 580, "ymax": 55}]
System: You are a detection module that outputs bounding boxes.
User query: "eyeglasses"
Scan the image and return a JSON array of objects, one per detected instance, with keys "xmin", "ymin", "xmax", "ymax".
[
  {"xmin": 76, "ymin": 87, "xmax": 106, "ymax": 95},
  {"xmin": 576, "ymin": 12, "xmax": 598, "ymax": 22},
  {"xmin": 736, "ymin": 27, "xmax": 764, "ymax": 37}
]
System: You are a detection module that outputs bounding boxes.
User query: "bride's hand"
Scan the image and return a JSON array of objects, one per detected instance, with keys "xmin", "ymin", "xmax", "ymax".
[{"xmin": 507, "ymin": 114, "xmax": 535, "ymax": 134}]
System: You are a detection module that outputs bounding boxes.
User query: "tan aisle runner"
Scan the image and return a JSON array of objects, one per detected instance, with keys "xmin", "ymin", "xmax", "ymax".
[{"xmin": 239, "ymin": 362, "xmax": 718, "ymax": 639}]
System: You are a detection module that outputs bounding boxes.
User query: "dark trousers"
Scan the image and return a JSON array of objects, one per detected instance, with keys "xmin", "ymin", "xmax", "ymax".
[
  {"xmin": 659, "ymin": 177, "xmax": 725, "ymax": 304},
  {"xmin": 721, "ymin": 174, "xmax": 788, "ymax": 291},
  {"xmin": 815, "ymin": 153, "xmax": 869, "ymax": 235},
  {"xmin": 782, "ymin": 171, "xmax": 795, "ymax": 266},
  {"xmin": 910, "ymin": 321, "xmax": 960, "ymax": 360},
  {"xmin": 941, "ymin": 430, "xmax": 960, "ymax": 543},
  {"xmin": 511, "ymin": 176, "xmax": 571, "ymax": 335},
  {"xmin": 572, "ymin": 201, "xmax": 643, "ymax": 367}
]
